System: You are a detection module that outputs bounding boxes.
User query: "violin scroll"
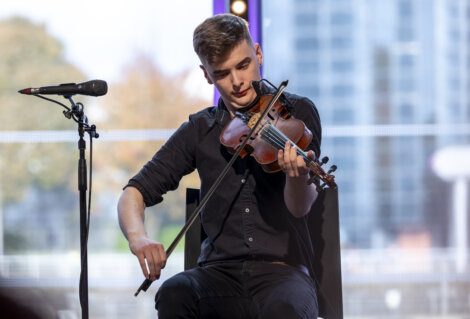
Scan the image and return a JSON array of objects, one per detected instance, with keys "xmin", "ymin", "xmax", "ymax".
[{"xmin": 307, "ymin": 156, "xmax": 338, "ymax": 191}]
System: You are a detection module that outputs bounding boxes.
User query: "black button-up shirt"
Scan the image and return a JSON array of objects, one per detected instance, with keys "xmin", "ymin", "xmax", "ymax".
[{"xmin": 126, "ymin": 90, "xmax": 321, "ymax": 267}]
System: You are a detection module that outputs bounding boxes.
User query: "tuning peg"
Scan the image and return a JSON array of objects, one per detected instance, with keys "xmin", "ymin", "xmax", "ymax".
[
  {"xmin": 315, "ymin": 182, "xmax": 328, "ymax": 192},
  {"xmin": 307, "ymin": 175, "xmax": 320, "ymax": 186},
  {"xmin": 327, "ymin": 165, "xmax": 337, "ymax": 174},
  {"xmin": 320, "ymin": 156, "xmax": 329, "ymax": 166}
]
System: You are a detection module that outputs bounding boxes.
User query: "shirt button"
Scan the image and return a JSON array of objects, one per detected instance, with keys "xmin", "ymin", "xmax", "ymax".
[
  {"xmin": 241, "ymin": 178, "xmax": 246, "ymax": 184},
  {"xmin": 248, "ymin": 237, "xmax": 253, "ymax": 242},
  {"xmin": 245, "ymin": 208, "xmax": 250, "ymax": 213}
]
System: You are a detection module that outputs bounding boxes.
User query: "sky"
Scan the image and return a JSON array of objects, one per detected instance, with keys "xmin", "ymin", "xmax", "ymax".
[{"xmin": 0, "ymin": 0, "xmax": 213, "ymax": 93}]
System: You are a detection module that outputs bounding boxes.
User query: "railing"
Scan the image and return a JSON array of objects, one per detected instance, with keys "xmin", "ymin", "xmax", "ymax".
[{"xmin": 1, "ymin": 249, "xmax": 469, "ymax": 318}]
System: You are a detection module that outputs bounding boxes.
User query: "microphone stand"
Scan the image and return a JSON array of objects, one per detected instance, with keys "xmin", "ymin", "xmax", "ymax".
[
  {"xmin": 64, "ymin": 96, "xmax": 99, "ymax": 319},
  {"xmin": 134, "ymin": 80, "xmax": 288, "ymax": 296},
  {"xmin": 21, "ymin": 90, "xmax": 101, "ymax": 319}
]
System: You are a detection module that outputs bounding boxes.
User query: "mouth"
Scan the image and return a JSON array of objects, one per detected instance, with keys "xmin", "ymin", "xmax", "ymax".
[{"xmin": 232, "ymin": 88, "xmax": 250, "ymax": 98}]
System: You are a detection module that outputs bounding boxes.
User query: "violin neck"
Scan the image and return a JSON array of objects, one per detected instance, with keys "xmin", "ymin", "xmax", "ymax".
[
  {"xmin": 260, "ymin": 123, "xmax": 336, "ymax": 188},
  {"xmin": 260, "ymin": 123, "xmax": 311, "ymax": 163}
]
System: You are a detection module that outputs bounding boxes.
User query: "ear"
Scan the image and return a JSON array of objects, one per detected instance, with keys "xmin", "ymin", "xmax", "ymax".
[
  {"xmin": 200, "ymin": 65, "xmax": 213, "ymax": 85},
  {"xmin": 254, "ymin": 43, "xmax": 263, "ymax": 66}
]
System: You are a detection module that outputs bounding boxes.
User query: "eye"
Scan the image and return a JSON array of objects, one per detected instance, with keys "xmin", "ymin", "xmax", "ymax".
[
  {"xmin": 238, "ymin": 62, "xmax": 250, "ymax": 70},
  {"xmin": 214, "ymin": 71, "xmax": 229, "ymax": 80}
]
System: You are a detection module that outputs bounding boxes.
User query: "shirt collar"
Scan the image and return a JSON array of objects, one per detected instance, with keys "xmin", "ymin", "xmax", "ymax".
[
  {"xmin": 213, "ymin": 82, "xmax": 279, "ymax": 126},
  {"xmin": 214, "ymin": 98, "xmax": 230, "ymax": 126}
]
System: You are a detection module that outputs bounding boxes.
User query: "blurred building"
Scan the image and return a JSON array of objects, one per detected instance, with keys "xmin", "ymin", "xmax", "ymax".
[{"xmin": 264, "ymin": 0, "xmax": 470, "ymax": 248}]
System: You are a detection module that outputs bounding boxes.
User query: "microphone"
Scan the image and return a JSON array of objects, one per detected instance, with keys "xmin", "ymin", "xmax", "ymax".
[
  {"xmin": 251, "ymin": 79, "xmax": 289, "ymax": 95},
  {"xmin": 18, "ymin": 80, "xmax": 108, "ymax": 97}
]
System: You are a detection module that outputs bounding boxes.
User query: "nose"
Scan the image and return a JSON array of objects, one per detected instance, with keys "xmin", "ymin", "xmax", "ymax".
[{"xmin": 231, "ymin": 70, "xmax": 243, "ymax": 90}]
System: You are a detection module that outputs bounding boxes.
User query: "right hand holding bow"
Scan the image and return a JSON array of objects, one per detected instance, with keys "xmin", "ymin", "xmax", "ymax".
[{"xmin": 129, "ymin": 236, "xmax": 167, "ymax": 281}]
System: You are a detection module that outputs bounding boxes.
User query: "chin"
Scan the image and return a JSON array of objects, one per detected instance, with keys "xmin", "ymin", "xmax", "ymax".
[
  {"xmin": 225, "ymin": 91, "xmax": 257, "ymax": 111},
  {"xmin": 239, "ymin": 92, "xmax": 258, "ymax": 107}
]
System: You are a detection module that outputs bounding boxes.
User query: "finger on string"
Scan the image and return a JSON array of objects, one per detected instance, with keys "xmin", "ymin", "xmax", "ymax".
[
  {"xmin": 278, "ymin": 149, "xmax": 285, "ymax": 170},
  {"xmin": 290, "ymin": 144, "xmax": 299, "ymax": 177},
  {"xmin": 307, "ymin": 150, "xmax": 315, "ymax": 159},
  {"xmin": 284, "ymin": 142, "xmax": 294, "ymax": 174}
]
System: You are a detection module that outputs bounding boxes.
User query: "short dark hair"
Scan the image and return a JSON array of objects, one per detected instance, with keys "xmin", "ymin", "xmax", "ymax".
[{"xmin": 193, "ymin": 14, "xmax": 253, "ymax": 65}]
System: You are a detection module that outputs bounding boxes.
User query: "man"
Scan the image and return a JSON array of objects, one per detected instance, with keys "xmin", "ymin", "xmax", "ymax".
[{"xmin": 118, "ymin": 13, "xmax": 322, "ymax": 318}]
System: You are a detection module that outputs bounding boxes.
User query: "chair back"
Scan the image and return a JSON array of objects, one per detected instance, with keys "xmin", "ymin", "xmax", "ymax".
[
  {"xmin": 307, "ymin": 188, "xmax": 343, "ymax": 318},
  {"xmin": 184, "ymin": 187, "xmax": 343, "ymax": 318}
]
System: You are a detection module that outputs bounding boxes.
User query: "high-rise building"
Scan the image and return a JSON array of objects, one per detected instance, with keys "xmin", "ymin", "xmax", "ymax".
[{"xmin": 264, "ymin": 0, "xmax": 470, "ymax": 248}]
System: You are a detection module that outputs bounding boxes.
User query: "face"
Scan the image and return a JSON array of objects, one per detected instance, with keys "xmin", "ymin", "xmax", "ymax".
[{"xmin": 200, "ymin": 40, "xmax": 263, "ymax": 116}]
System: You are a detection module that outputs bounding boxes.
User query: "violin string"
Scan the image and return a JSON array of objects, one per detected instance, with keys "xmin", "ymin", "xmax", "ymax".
[
  {"xmin": 260, "ymin": 124, "xmax": 314, "ymax": 166},
  {"xmin": 254, "ymin": 119, "xmax": 331, "ymax": 183},
  {"xmin": 257, "ymin": 120, "xmax": 289, "ymax": 149},
  {"xmin": 261, "ymin": 126, "xmax": 290, "ymax": 151},
  {"xmin": 245, "ymin": 111, "xmax": 315, "ymax": 167},
  {"xmin": 261, "ymin": 125, "xmax": 308, "ymax": 161},
  {"xmin": 258, "ymin": 124, "xmax": 286, "ymax": 149}
]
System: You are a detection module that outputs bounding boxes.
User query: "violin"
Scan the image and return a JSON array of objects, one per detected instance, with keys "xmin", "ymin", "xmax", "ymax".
[{"xmin": 220, "ymin": 89, "xmax": 337, "ymax": 190}]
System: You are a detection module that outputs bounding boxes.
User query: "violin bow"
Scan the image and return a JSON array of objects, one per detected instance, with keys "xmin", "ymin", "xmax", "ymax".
[{"xmin": 134, "ymin": 80, "xmax": 289, "ymax": 296}]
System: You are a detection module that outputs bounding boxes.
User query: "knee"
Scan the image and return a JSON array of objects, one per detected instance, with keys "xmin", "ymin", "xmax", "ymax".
[
  {"xmin": 260, "ymin": 300, "xmax": 318, "ymax": 319},
  {"xmin": 260, "ymin": 301, "xmax": 296, "ymax": 318},
  {"xmin": 156, "ymin": 276, "xmax": 193, "ymax": 304},
  {"xmin": 155, "ymin": 274, "xmax": 196, "ymax": 317}
]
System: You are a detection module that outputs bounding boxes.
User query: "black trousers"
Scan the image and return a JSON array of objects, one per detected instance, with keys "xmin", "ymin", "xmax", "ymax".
[{"xmin": 155, "ymin": 260, "xmax": 318, "ymax": 319}]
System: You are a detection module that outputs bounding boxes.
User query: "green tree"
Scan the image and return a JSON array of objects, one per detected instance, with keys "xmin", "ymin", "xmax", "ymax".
[
  {"xmin": 0, "ymin": 17, "xmax": 86, "ymax": 202},
  {"xmin": 94, "ymin": 56, "xmax": 210, "ymax": 248},
  {"xmin": 95, "ymin": 55, "xmax": 209, "ymax": 197}
]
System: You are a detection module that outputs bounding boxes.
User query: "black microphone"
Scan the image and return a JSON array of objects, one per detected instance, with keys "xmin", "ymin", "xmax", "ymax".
[{"xmin": 18, "ymin": 80, "xmax": 108, "ymax": 97}]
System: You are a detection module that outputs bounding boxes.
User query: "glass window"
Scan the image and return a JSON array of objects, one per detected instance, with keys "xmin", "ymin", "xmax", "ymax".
[
  {"xmin": 331, "ymin": 35, "xmax": 352, "ymax": 49},
  {"xmin": 398, "ymin": 26, "xmax": 414, "ymax": 41},
  {"xmin": 295, "ymin": 12, "xmax": 318, "ymax": 26},
  {"xmin": 331, "ymin": 12, "xmax": 353, "ymax": 25},
  {"xmin": 332, "ymin": 84, "xmax": 355, "ymax": 96},
  {"xmin": 399, "ymin": 103, "xmax": 414, "ymax": 122},
  {"xmin": 295, "ymin": 37, "xmax": 320, "ymax": 50},
  {"xmin": 399, "ymin": 54, "xmax": 415, "ymax": 68},
  {"xmin": 296, "ymin": 61, "xmax": 320, "ymax": 73},
  {"xmin": 398, "ymin": 0, "xmax": 413, "ymax": 17},
  {"xmin": 332, "ymin": 107, "xmax": 355, "ymax": 124},
  {"xmin": 332, "ymin": 59, "xmax": 354, "ymax": 72}
]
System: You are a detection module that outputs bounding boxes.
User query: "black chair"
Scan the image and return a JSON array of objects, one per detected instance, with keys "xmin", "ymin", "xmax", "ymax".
[{"xmin": 184, "ymin": 188, "xmax": 343, "ymax": 319}]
